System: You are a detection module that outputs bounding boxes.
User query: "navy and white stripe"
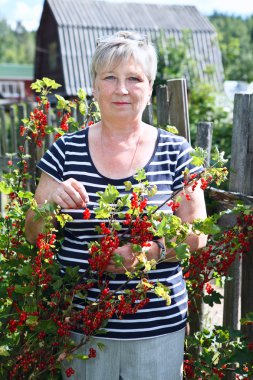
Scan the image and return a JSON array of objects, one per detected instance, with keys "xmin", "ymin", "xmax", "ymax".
[{"xmin": 38, "ymin": 127, "xmax": 201, "ymax": 340}]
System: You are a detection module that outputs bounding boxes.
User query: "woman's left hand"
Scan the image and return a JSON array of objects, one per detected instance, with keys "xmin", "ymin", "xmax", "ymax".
[
  {"xmin": 105, "ymin": 241, "xmax": 162, "ymax": 274},
  {"xmin": 105, "ymin": 244, "xmax": 139, "ymax": 274}
]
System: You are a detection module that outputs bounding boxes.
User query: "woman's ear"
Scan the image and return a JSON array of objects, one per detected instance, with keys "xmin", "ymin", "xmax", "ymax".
[{"xmin": 92, "ymin": 88, "xmax": 97, "ymax": 101}]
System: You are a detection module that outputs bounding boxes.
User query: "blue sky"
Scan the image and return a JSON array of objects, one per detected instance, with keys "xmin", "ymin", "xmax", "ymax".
[{"xmin": 0, "ymin": 0, "xmax": 252, "ymax": 31}]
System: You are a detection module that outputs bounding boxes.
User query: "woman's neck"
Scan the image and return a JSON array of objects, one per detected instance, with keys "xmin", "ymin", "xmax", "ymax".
[{"xmin": 99, "ymin": 119, "xmax": 143, "ymax": 140}]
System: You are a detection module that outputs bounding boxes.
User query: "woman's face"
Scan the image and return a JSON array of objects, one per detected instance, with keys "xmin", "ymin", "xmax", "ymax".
[{"xmin": 93, "ymin": 58, "xmax": 152, "ymax": 124}]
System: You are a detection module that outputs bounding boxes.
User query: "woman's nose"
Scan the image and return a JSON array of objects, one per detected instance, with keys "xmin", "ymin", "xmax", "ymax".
[{"xmin": 115, "ymin": 80, "xmax": 128, "ymax": 94}]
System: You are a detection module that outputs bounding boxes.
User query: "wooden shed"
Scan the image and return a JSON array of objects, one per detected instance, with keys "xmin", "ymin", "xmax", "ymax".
[
  {"xmin": 0, "ymin": 64, "xmax": 34, "ymax": 103},
  {"xmin": 35, "ymin": 0, "xmax": 224, "ymax": 97}
]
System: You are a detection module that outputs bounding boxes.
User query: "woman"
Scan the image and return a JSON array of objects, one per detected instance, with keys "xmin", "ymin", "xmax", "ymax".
[{"xmin": 25, "ymin": 31, "xmax": 207, "ymax": 380}]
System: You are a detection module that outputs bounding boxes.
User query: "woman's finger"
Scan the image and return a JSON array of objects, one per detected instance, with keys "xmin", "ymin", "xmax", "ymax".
[{"xmin": 71, "ymin": 179, "xmax": 89, "ymax": 203}]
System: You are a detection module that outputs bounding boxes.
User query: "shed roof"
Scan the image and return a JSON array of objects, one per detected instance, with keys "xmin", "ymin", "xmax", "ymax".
[
  {"xmin": 36, "ymin": 0, "xmax": 224, "ymax": 96},
  {"xmin": 47, "ymin": 0, "xmax": 215, "ymax": 31},
  {"xmin": 0, "ymin": 64, "xmax": 34, "ymax": 80}
]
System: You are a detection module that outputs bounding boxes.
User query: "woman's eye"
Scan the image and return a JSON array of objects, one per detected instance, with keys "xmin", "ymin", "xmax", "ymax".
[
  {"xmin": 128, "ymin": 77, "xmax": 141, "ymax": 82},
  {"xmin": 104, "ymin": 75, "xmax": 115, "ymax": 80}
]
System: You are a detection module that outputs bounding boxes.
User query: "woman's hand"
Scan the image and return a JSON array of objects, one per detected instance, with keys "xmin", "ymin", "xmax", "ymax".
[
  {"xmin": 105, "ymin": 242, "xmax": 162, "ymax": 274},
  {"xmin": 46, "ymin": 177, "xmax": 89, "ymax": 209},
  {"xmin": 105, "ymin": 244, "xmax": 139, "ymax": 274},
  {"xmin": 25, "ymin": 172, "xmax": 89, "ymax": 244},
  {"xmin": 33, "ymin": 172, "xmax": 89, "ymax": 209}
]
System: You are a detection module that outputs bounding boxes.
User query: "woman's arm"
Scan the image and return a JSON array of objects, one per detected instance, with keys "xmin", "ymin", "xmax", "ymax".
[
  {"xmin": 175, "ymin": 182, "xmax": 207, "ymax": 252},
  {"xmin": 105, "ymin": 182, "xmax": 207, "ymax": 273},
  {"xmin": 25, "ymin": 172, "xmax": 89, "ymax": 245},
  {"xmin": 144, "ymin": 182, "xmax": 207, "ymax": 263}
]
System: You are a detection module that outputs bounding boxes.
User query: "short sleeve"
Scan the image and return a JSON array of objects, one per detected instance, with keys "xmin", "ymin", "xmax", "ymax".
[
  {"xmin": 37, "ymin": 136, "xmax": 66, "ymax": 182},
  {"xmin": 172, "ymin": 138, "xmax": 202, "ymax": 191}
]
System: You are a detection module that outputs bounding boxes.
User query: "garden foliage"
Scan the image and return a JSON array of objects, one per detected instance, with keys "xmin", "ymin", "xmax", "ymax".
[{"xmin": 0, "ymin": 79, "xmax": 252, "ymax": 379}]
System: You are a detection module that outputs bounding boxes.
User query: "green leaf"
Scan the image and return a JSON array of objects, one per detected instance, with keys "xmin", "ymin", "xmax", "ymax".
[
  {"xmin": 15, "ymin": 285, "xmax": 33, "ymax": 294},
  {"xmin": 112, "ymin": 254, "xmax": 124, "ymax": 267},
  {"xmin": 42, "ymin": 77, "xmax": 61, "ymax": 89},
  {"xmin": 174, "ymin": 243, "xmax": 190, "ymax": 260},
  {"xmin": 111, "ymin": 221, "xmax": 121, "ymax": 231},
  {"xmin": 124, "ymin": 181, "xmax": 132, "ymax": 191},
  {"xmin": 94, "ymin": 207, "xmax": 111, "ymax": 219},
  {"xmin": 52, "ymin": 278, "xmax": 63, "ymax": 290},
  {"xmin": 0, "ymin": 181, "xmax": 13, "ymax": 195},
  {"xmin": 97, "ymin": 184, "xmax": 119, "ymax": 203},
  {"xmin": 147, "ymin": 185, "xmax": 157, "ymax": 197},
  {"xmin": 154, "ymin": 282, "xmax": 171, "ymax": 305},
  {"xmin": 117, "ymin": 194, "xmax": 131, "ymax": 208},
  {"xmin": 55, "ymin": 94, "xmax": 68, "ymax": 109},
  {"xmin": 17, "ymin": 190, "xmax": 34, "ymax": 199},
  {"xmin": 134, "ymin": 168, "xmax": 146, "ymax": 182},
  {"xmin": 30, "ymin": 79, "xmax": 44, "ymax": 92},
  {"xmin": 203, "ymin": 290, "xmax": 223, "ymax": 307},
  {"xmin": 241, "ymin": 312, "xmax": 253, "ymax": 325},
  {"xmin": 164, "ymin": 124, "xmax": 179, "ymax": 134},
  {"xmin": 193, "ymin": 217, "xmax": 221, "ymax": 235},
  {"xmin": 132, "ymin": 244, "xmax": 142, "ymax": 253},
  {"xmin": 190, "ymin": 147, "xmax": 208, "ymax": 166},
  {"xmin": 26, "ymin": 315, "xmax": 39, "ymax": 327},
  {"xmin": 56, "ymin": 213, "xmax": 73, "ymax": 228},
  {"xmin": 212, "ymin": 146, "xmax": 228, "ymax": 166},
  {"xmin": 155, "ymin": 217, "xmax": 168, "ymax": 236},
  {"xmin": 73, "ymin": 354, "xmax": 89, "ymax": 361},
  {"xmin": 97, "ymin": 342, "xmax": 105, "ymax": 351},
  {"xmin": 77, "ymin": 88, "xmax": 87, "ymax": 100},
  {"xmin": 37, "ymin": 320, "xmax": 57, "ymax": 333},
  {"xmin": 18, "ymin": 265, "xmax": 33, "ymax": 277},
  {"xmin": 45, "ymin": 126, "xmax": 56, "ymax": 134},
  {"xmin": 79, "ymin": 102, "xmax": 87, "ymax": 115},
  {"xmin": 0, "ymin": 346, "xmax": 10, "ymax": 357}
]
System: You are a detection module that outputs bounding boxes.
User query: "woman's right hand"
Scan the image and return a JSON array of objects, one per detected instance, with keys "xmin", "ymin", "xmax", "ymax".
[
  {"xmin": 46, "ymin": 176, "xmax": 89, "ymax": 209},
  {"xmin": 25, "ymin": 172, "xmax": 89, "ymax": 244}
]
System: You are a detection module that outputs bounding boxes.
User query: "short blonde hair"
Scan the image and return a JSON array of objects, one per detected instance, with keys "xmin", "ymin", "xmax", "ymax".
[{"xmin": 91, "ymin": 31, "xmax": 157, "ymax": 85}]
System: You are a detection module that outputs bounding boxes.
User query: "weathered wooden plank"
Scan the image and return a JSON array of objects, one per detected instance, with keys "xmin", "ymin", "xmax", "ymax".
[
  {"xmin": 223, "ymin": 93, "xmax": 253, "ymax": 343},
  {"xmin": 196, "ymin": 122, "xmax": 213, "ymax": 165},
  {"xmin": 167, "ymin": 78, "xmax": 190, "ymax": 141},
  {"xmin": 188, "ymin": 122, "xmax": 214, "ymax": 335},
  {"xmin": 17, "ymin": 104, "xmax": 26, "ymax": 149},
  {"xmin": 156, "ymin": 84, "xmax": 169, "ymax": 127},
  {"xmin": 156, "ymin": 79, "xmax": 190, "ymax": 141},
  {"xmin": 0, "ymin": 106, "xmax": 7, "ymax": 157},
  {"xmin": 229, "ymin": 94, "xmax": 251, "ymax": 194},
  {"xmin": 240, "ymin": 94, "xmax": 253, "ymax": 343},
  {"xmin": 207, "ymin": 187, "xmax": 253, "ymax": 207},
  {"xmin": 142, "ymin": 103, "xmax": 153, "ymax": 125},
  {"xmin": 9, "ymin": 105, "xmax": 17, "ymax": 153}
]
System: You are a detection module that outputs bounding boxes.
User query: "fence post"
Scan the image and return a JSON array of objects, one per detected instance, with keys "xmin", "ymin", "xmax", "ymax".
[
  {"xmin": 223, "ymin": 93, "xmax": 253, "ymax": 342},
  {"xmin": 142, "ymin": 103, "xmax": 153, "ymax": 125},
  {"xmin": 195, "ymin": 122, "xmax": 213, "ymax": 165},
  {"xmin": 188, "ymin": 122, "xmax": 213, "ymax": 335},
  {"xmin": 156, "ymin": 78, "xmax": 190, "ymax": 142}
]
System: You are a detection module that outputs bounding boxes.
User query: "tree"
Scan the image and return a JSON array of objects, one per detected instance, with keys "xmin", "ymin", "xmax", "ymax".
[
  {"xmin": 209, "ymin": 13, "xmax": 253, "ymax": 82},
  {"xmin": 0, "ymin": 18, "xmax": 35, "ymax": 64}
]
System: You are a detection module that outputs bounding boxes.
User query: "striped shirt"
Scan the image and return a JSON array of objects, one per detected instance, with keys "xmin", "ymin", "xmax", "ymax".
[{"xmin": 38, "ymin": 127, "xmax": 201, "ymax": 340}]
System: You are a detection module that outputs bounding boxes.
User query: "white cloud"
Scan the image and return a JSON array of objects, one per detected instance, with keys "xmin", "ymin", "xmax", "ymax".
[
  {"xmin": 191, "ymin": 0, "xmax": 253, "ymax": 16},
  {"xmin": 3, "ymin": 1, "xmax": 43, "ymax": 31}
]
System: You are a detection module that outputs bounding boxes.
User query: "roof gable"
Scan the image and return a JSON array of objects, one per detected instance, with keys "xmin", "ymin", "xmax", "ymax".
[{"xmin": 46, "ymin": 0, "xmax": 215, "ymax": 32}]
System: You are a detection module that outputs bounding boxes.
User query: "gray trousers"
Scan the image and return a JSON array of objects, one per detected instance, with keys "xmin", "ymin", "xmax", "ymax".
[{"xmin": 61, "ymin": 328, "xmax": 185, "ymax": 380}]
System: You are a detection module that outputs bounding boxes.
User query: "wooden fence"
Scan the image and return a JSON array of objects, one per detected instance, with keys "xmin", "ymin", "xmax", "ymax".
[{"xmin": 0, "ymin": 79, "xmax": 252, "ymax": 348}]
